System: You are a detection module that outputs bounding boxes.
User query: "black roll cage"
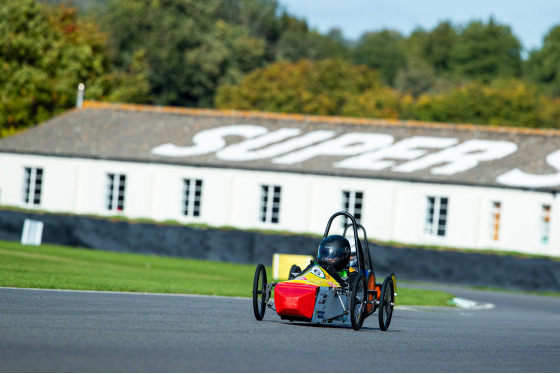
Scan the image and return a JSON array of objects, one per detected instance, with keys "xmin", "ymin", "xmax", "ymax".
[
  {"xmin": 343, "ymin": 222, "xmax": 374, "ymax": 274},
  {"xmin": 322, "ymin": 211, "xmax": 372, "ymax": 276}
]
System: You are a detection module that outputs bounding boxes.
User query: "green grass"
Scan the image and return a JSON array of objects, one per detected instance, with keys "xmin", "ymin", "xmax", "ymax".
[
  {"xmin": 0, "ymin": 240, "xmax": 455, "ymax": 306},
  {"xmin": 396, "ymin": 285, "xmax": 456, "ymax": 306}
]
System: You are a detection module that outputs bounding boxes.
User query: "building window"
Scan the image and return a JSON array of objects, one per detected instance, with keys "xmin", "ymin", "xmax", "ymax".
[
  {"xmin": 183, "ymin": 179, "xmax": 203, "ymax": 217},
  {"xmin": 490, "ymin": 201, "xmax": 501, "ymax": 241},
  {"xmin": 424, "ymin": 196, "xmax": 448, "ymax": 237},
  {"xmin": 260, "ymin": 185, "xmax": 281, "ymax": 224},
  {"xmin": 106, "ymin": 173, "xmax": 126, "ymax": 212},
  {"xmin": 23, "ymin": 167, "xmax": 43, "ymax": 206},
  {"xmin": 540, "ymin": 205, "xmax": 551, "ymax": 245},
  {"xmin": 342, "ymin": 190, "xmax": 363, "ymax": 228}
]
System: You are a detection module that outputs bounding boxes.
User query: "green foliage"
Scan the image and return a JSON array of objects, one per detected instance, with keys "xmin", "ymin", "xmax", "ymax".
[
  {"xmin": 42, "ymin": 0, "xmax": 106, "ymax": 12},
  {"xmin": 352, "ymin": 30, "xmax": 407, "ymax": 86},
  {"xmin": 400, "ymin": 19, "xmax": 524, "ymax": 95},
  {"xmin": 101, "ymin": 49, "xmax": 152, "ymax": 103},
  {"xmin": 216, "ymin": 58, "xmax": 560, "ymax": 128},
  {"xmin": 397, "ymin": 21, "xmax": 458, "ymax": 96},
  {"xmin": 3, "ymin": 1, "xmax": 560, "ymax": 132},
  {"xmin": 394, "ymin": 62, "xmax": 437, "ymax": 98},
  {"xmin": 340, "ymin": 86, "xmax": 408, "ymax": 119},
  {"xmin": 215, "ymin": 58, "xmax": 382, "ymax": 115},
  {"xmin": 98, "ymin": 0, "xmax": 266, "ymax": 107},
  {"xmin": 274, "ymin": 17, "xmax": 350, "ymax": 62},
  {"xmin": 538, "ymin": 95, "xmax": 560, "ymax": 128},
  {"xmin": 413, "ymin": 21, "xmax": 458, "ymax": 75},
  {"xmin": 216, "ymin": 1, "xmax": 351, "ymax": 63},
  {"xmin": 0, "ymin": 0, "xmax": 149, "ymax": 132},
  {"xmin": 525, "ymin": 25, "xmax": 560, "ymax": 97},
  {"xmin": 449, "ymin": 18, "xmax": 522, "ymax": 82},
  {"xmin": 216, "ymin": 0, "xmax": 284, "ymax": 62},
  {"xmin": 413, "ymin": 80, "xmax": 545, "ymax": 127}
]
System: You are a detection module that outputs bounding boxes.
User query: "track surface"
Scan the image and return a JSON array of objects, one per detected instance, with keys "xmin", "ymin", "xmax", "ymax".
[{"xmin": 1, "ymin": 286, "xmax": 559, "ymax": 372}]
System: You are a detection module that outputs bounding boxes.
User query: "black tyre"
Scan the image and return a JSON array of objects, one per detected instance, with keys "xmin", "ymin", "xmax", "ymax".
[
  {"xmin": 350, "ymin": 274, "xmax": 367, "ymax": 331},
  {"xmin": 252, "ymin": 264, "xmax": 267, "ymax": 320},
  {"xmin": 378, "ymin": 275, "xmax": 394, "ymax": 331},
  {"xmin": 288, "ymin": 264, "xmax": 301, "ymax": 280}
]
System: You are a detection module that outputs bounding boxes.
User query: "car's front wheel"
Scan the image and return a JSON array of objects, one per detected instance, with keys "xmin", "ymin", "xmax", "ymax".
[
  {"xmin": 252, "ymin": 264, "xmax": 267, "ymax": 320},
  {"xmin": 350, "ymin": 274, "xmax": 366, "ymax": 331}
]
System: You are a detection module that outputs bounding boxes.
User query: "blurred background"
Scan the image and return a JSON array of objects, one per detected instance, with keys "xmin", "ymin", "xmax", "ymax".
[{"xmin": 2, "ymin": 0, "xmax": 560, "ymax": 138}]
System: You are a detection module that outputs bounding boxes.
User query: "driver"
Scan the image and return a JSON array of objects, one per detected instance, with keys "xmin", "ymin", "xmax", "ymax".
[{"xmin": 317, "ymin": 235, "xmax": 357, "ymax": 288}]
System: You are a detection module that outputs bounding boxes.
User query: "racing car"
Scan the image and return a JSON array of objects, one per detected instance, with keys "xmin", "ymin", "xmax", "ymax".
[{"xmin": 252, "ymin": 211, "xmax": 396, "ymax": 331}]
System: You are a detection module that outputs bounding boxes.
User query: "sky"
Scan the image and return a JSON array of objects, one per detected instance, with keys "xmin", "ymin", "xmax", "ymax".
[{"xmin": 277, "ymin": 0, "xmax": 560, "ymax": 52}]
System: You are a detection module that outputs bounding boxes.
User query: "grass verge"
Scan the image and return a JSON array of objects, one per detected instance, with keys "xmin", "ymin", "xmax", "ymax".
[{"xmin": 0, "ymin": 240, "xmax": 455, "ymax": 306}]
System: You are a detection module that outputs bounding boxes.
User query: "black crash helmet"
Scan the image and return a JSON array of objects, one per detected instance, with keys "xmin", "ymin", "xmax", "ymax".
[{"xmin": 317, "ymin": 235, "xmax": 351, "ymax": 271}]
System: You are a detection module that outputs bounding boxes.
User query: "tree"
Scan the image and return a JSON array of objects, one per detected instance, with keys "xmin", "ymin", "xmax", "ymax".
[
  {"xmin": 322, "ymin": 29, "xmax": 352, "ymax": 60},
  {"xmin": 340, "ymin": 86, "xmax": 406, "ymax": 119},
  {"xmin": 422, "ymin": 21, "xmax": 458, "ymax": 74},
  {"xmin": 352, "ymin": 30, "xmax": 407, "ymax": 86},
  {"xmin": 405, "ymin": 21, "xmax": 457, "ymax": 76},
  {"xmin": 273, "ymin": 15, "xmax": 350, "ymax": 62},
  {"xmin": 450, "ymin": 18, "xmax": 522, "ymax": 82},
  {"xmin": 216, "ymin": 0, "xmax": 282, "ymax": 62},
  {"xmin": 99, "ymin": 0, "xmax": 266, "ymax": 107},
  {"xmin": 413, "ymin": 80, "xmax": 543, "ymax": 127},
  {"xmin": 0, "ymin": 0, "xmax": 149, "ymax": 135},
  {"xmin": 538, "ymin": 96, "xmax": 560, "ymax": 128},
  {"xmin": 525, "ymin": 25, "xmax": 560, "ymax": 97},
  {"xmin": 394, "ymin": 63, "xmax": 436, "ymax": 97},
  {"xmin": 216, "ymin": 0, "xmax": 351, "ymax": 62},
  {"xmin": 215, "ymin": 59, "xmax": 382, "ymax": 116}
]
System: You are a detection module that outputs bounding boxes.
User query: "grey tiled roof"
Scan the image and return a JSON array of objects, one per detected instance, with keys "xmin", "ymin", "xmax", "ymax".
[{"xmin": 1, "ymin": 101, "xmax": 560, "ymax": 192}]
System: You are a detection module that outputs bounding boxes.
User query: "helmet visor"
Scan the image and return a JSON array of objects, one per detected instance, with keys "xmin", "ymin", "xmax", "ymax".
[{"xmin": 318, "ymin": 245, "xmax": 346, "ymax": 264}]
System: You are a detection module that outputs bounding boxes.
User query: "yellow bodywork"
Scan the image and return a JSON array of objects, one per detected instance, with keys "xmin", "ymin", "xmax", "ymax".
[{"xmin": 284, "ymin": 265, "xmax": 342, "ymax": 288}]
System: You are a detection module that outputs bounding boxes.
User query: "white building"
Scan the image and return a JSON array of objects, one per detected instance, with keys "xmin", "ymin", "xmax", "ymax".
[{"xmin": 1, "ymin": 101, "xmax": 559, "ymax": 257}]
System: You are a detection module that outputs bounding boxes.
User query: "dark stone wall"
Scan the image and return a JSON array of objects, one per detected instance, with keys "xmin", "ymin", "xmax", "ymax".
[{"xmin": 1, "ymin": 209, "xmax": 559, "ymax": 292}]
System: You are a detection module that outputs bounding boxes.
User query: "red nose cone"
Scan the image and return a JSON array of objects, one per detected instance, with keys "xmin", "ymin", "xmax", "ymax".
[{"xmin": 274, "ymin": 283, "xmax": 318, "ymax": 321}]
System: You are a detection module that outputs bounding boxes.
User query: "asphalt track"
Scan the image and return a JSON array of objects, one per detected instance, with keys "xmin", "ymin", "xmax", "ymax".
[{"xmin": 1, "ymin": 287, "xmax": 559, "ymax": 372}]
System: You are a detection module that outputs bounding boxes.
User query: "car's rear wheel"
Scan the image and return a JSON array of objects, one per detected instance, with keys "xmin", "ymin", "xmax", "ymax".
[
  {"xmin": 378, "ymin": 275, "xmax": 394, "ymax": 331},
  {"xmin": 288, "ymin": 264, "xmax": 301, "ymax": 280},
  {"xmin": 252, "ymin": 264, "xmax": 267, "ymax": 320},
  {"xmin": 350, "ymin": 274, "xmax": 367, "ymax": 331}
]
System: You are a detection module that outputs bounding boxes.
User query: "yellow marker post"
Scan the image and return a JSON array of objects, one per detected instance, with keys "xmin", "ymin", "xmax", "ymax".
[{"xmin": 272, "ymin": 253, "xmax": 314, "ymax": 280}]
